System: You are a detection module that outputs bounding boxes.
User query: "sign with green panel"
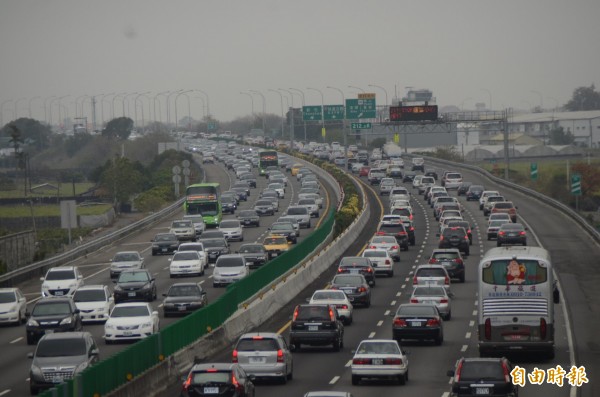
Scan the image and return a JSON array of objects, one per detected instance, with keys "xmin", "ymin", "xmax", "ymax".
[
  {"xmin": 345, "ymin": 98, "xmax": 376, "ymax": 119},
  {"xmin": 324, "ymin": 105, "xmax": 345, "ymax": 120},
  {"xmin": 350, "ymin": 122, "xmax": 372, "ymax": 130},
  {"xmin": 571, "ymin": 173, "xmax": 582, "ymax": 196},
  {"xmin": 302, "ymin": 106, "xmax": 322, "ymax": 121},
  {"xmin": 530, "ymin": 162, "xmax": 538, "ymax": 180}
]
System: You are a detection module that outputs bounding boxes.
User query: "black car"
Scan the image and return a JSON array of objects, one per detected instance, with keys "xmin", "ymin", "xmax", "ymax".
[
  {"xmin": 497, "ymin": 222, "xmax": 527, "ymax": 246},
  {"xmin": 221, "ymin": 195, "xmax": 237, "ymax": 214},
  {"xmin": 238, "ymin": 173, "xmax": 257, "ymax": 188},
  {"xmin": 465, "ymin": 184, "xmax": 485, "ymax": 201},
  {"xmin": 232, "ymin": 182, "xmax": 251, "ymax": 196},
  {"xmin": 376, "ymin": 223, "xmax": 410, "ymax": 250},
  {"xmin": 254, "ymin": 199, "xmax": 275, "ymax": 216},
  {"xmin": 438, "ymin": 226, "xmax": 470, "ymax": 256},
  {"xmin": 392, "ymin": 303, "xmax": 444, "ymax": 345},
  {"xmin": 113, "ymin": 269, "xmax": 157, "ymax": 304},
  {"xmin": 289, "ymin": 304, "xmax": 344, "ymax": 351},
  {"xmin": 424, "ymin": 169, "xmax": 438, "ymax": 180},
  {"xmin": 428, "ymin": 248, "xmax": 465, "ymax": 283},
  {"xmin": 25, "ymin": 297, "xmax": 83, "ymax": 345},
  {"xmin": 230, "ymin": 187, "xmax": 249, "ymax": 201},
  {"xmin": 162, "ymin": 282, "xmax": 208, "ymax": 317},
  {"xmin": 330, "ymin": 273, "xmax": 372, "ymax": 307},
  {"xmin": 237, "ymin": 210, "xmax": 260, "ymax": 227},
  {"xmin": 151, "ymin": 233, "xmax": 180, "ymax": 256},
  {"xmin": 402, "ymin": 171, "xmax": 417, "ymax": 183},
  {"xmin": 456, "ymin": 181, "xmax": 472, "ymax": 196},
  {"xmin": 447, "ymin": 357, "xmax": 519, "ymax": 397},
  {"xmin": 200, "ymin": 238, "xmax": 230, "ymax": 263},
  {"xmin": 268, "ymin": 222, "xmax": 298, "ymax": 244},
  {"xmin": 445, "ymin": 220, "xmax": 473, "ymax": 245},
  {"xmin": 181, "ymin": 363, "xmax": 255, "ymax": 397},
  {"xmin": 337, "ymin": 257, "xmax": 376, "ymax": 287},
  {"xmin": 237, "ymin": 244, "xmax": 267, "ymax": 268}
]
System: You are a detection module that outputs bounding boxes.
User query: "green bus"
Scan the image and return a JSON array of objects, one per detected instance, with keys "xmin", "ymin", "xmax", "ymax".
[
  {"xmin": 184, "ymin": 183, "xmax": 222, "ymax": 227},
  {"xmin": 258, "ymin": 150, "xmax": 278, "ymax": 176}
]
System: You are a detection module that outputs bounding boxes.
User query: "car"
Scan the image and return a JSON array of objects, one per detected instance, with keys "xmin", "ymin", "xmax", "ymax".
[
  {"xmin": 199, "ymin": 229, "xmax": 226, "ymax": 240},
  {"xmin": 359, "ymin": 166, "xmax": 371, "ymax": 177},
  {"xmin": 276, "ymin": 215, "xmax": 301, "ymax": 235},
  {"xmin": 238, "ymin": 172, "xmax": 257, "ymax": 188},
  {"xmin": 362, "ymin": 249, "xmax": 394, "ymax": 277},
  {"xmin": 169, "ymin": 219, "xmax": 196, "ymax": 241},
  {"xmin": 367, "ymin": 168, "xmax": 386, "ymax": 185},
  {"xmin": 112, "ymin": 269, "xmax": 157, "ymax": 304},
  {"xmin": 262, "ymin": 235, "xmax": 291, "ymax": 259},
  {"xmin": 390, "ymin": 204, "xmax": 414, "ymax": 220},
  {"xmin": 417, "ymin": 176, "xmax": 435, "ymax": 194},
  {"xmin": 268, "ymin": 182, "xmax": 285, "ymax": 198},
  {"xmin": 330, "ymin": 273, "xmax": 372, "ymax": 307},
  {"xmin": 289, "ymin": 304, "xmax": 344, "ymax": 351},
  {"xmin": 491, "ymin": 201, "xmax": 518, "ymax": 222},
  {"xmin": 73, "ymin": 285, "xmax": 114, "ymax": 323},
  {"xmin": 40, "ymin": 266, "xmax": 84, "ymax": 298},
  {"xmin": 103, "ymin": 302, "xmax": 159, "ymax": 344},
  {"xmin": 0, "ymin": 287, "xmax": 27, "ymax": 325},
  {"xmin": 412, "ymin": 264, "xmax": 451, "ymax": 291},
  {"xmin": 254, "ymin": 199, "xmax": 276, "ymax": 216},
  {"xmin": 465, "ymin": 184, "xmax": 485, "ymax": 201},
  {"xmin": 237, "ymin": 243, "xmax": 268, "ymax": 268},
  {"xmin": 411, "ymin": 157, "xmax": 425, "ymax": 171},
  {"xmin": 231, "ymin": 187, "xmax": 249, "ymax": 201},
  {"xmin": 438, "ymin": 226, "xmax": 470, "ymax": 255},
  {"xmin": 387, "ymin": 167, "xmax": 403, "ymax": 178},
  {"xmin": 268, "ymin": 222, "xmax": 298, "ymax": 244},
  {"xmin": 169, "ymin": 250, "xmax": 205, "ymax": 277},
  {"xmin": 25, "ymin": 297, "xmax": 83, "ymax": 345},
  {"xmin": 232, "ymin": 332, "xmax": 293, "ymax": 383},
  {"xmin": 497, "ymin": 222, "xmax": 527, "ymax": 246},
  {"xmin": 479, "ymin": 190, "xmax": 500, "ymax": 210},
  {"xmin": 410, "ymin": 285, "xmax": 452, "ymax": 320},
  {"xmin": 28, "ymin": 332, "xmax": 100, "ymax": 395},
  {"xmin": 424, "ymin": 169, "xmax": 438, "ymax": 180},
  {"xmin": 221, "ymin": 195, "xmax": 238, "ymax": 214},
  {"xmin": 183, "ymin": 214, "xmax": 206, "ymax": 236},
  {"xmin": 351, "ymin": 339, "xmax": 409, "ymax": 386},
  {"xmin": 402, "ymin": 171, "xmax": 416, "ymax": 183},
  {"xmin": 447, "ymin": 357, "xmax": 519, "ymax": 397},
  {"xmin": 180, "ymin": 362, "xmax": 255, "ymax": 397},
  {"xmin": 487, "ymin": 219, "xmax": 509, "ymax": 240},
  {"xmin": 428, "ymin": 248, "xmax": 465, "ymax": 283},
  {"xmin": 368, "ymin": 235, "xmax": 401, "ymax": 262},
  {"xmin": 376, "ymin": 222, "xmax": 409, "ymax": 250},
  {"xmin": 439, "ymin": 210, "xmax": 463, "ymax": 225},
  {"xmin": 213, "ymin": 254, "xmax": 248, "ymax": 287},
  {"xmin": 488, "ymin": 212, "xmax": 512, "ymax": 225},
  {"xmin": 284, "ymin": 205, "xmax": 311, "ymax": 228},
  {"xmin": 483, "ymin": 195, "xmax": 506, "ymax": 216},
  {"xmin": 162, "ymin": 282, "xmax": 208, "ymax": 317},
  {"xmin": 109, "ymin": 251, "xmax": 144, "ymax": 279},
  {"xmin": 219, "ymin": 219, "xmax": 244, "ymax": 242},
  {"xmin": 201, "ymin": 237, "xmax": 230, "ymax": 263},
  {"xmin": 237, "ymin": 209, "xmax": 260, "ymax": 227},
  {"xmin": 389, "ymin": 186, "xmax": 411, "ymax": 201},
  {"xmin": 379, "ymin": 178, "xmax": 396, "ymax": 195},
  {"xmin": 337, "ymin": 256, "xmax": 376, "ymax": 286},
  {"xmin": 297, "ymin": 198, "xmax": 320, "ymax": 217},
  {"xmin": 308, "ymin": 289, "xmax": 354, "ymax": 325},
  {"xmin": 151, "ymin": 233, "xmax": 180, "ymax": 256},
  {"xmin": 445, "ymin": 220, "xmax": 473, "ymax": 246},
  {"xmin": 456, "ymin": 181, "xmax": 472, "ymax": 196},
  {"xmin": 177, "ymin": 242, "xmax": 208, "ymax": 270},
  {"xmin": 442, "ymin": 172, "xmax": 463, "ymax": 189},
  {"xmin": 391, "ymin": 303, "xmax": 444, "ymax": 345},
  {"xmin": 233, "ymin": 181, "xmax": 251, "ymax": 196}
]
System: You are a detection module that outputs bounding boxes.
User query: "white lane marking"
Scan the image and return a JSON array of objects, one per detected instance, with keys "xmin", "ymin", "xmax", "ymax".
[
  {"xmin": 396, "ymin": 292, "xmax": 401, "ymax": 297},
  {"xmin": 368, "ymin": 332, "xmax": 376, "ymax": 338},
  {"xmin": 0, "ymin": 390, "xmax": 11, "ymax": 396},
  {"xmin": 465, "ymin": 332, "xmax": 472, "ymax": 339},
  {"xmin": 329, "ymin": 376, "xmax": 340, "ymax": 384},
  {"xmin": 10, "ymin": 337, "xmax": 22, "ymax": 344},
  {"xmin": 384, "ymin": 310, "xmax": 390, "ymax": 316},
  {"xmin": 199, "ymin": 280, "xmax": 205, "ymax": 285},
  {"xmin": 404, "ymin": 277, "xmax": 410, "ymax": 282},
  {"xmin": 401, "ymin": 284, "xmax": 406, "ymax": 289},
  {"xmin": 472, "ymin": 310, "xmax": 477, "ymax": 316},
  {"xmin": 390, "ymin": 300, "xmax": 396, "ymax": 306},
  {"xmin": 474, "ymin": 300, "xmax": 478, "ymax": 306},
  {"xmin": 377, "ymin": 320, "xmax": 383, "ymax": 327},
  {"xmin": 469, "ymin": 320, "xmax": 475, "ymax": 327},
  {"xmin": 345, "ymin": 360, "xmax": 352, "ymax": 367},
  {"xmin": 461, "ymin": 345, "xmax": 468, "ymax": 352}
]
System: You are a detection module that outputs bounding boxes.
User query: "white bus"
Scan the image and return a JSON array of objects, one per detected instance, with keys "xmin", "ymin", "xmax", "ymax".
[{"xmin": 478, "ymin": 246, "xmax": 559, "ymax": 359}]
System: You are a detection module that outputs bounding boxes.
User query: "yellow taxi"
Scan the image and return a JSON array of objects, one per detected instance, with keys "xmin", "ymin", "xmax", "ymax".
[
  {"xmin": 262, "ymin": 235, "xmax": 291, "ymax": 260},
  {"xmin": 290, "ymin": 163, "xmax": 304, "ymax": 176}
]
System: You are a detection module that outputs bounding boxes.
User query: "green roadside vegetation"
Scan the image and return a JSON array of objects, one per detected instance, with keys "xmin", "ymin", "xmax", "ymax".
[
  {"xmin": 0, "ymin": 203, "xmax": 112, "ymax": 218},
  {"xmin": 0, "ymin": 182, "xmax": 96, "ymax": 199}
]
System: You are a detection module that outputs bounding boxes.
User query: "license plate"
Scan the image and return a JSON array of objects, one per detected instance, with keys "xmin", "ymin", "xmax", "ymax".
[
  {"xmin": 128, "ymin": 292, "xmax": 136, "ymax": 297},
  {"xmin": 123, "ymin": 331, "xmax": 132, "ymax": 336},
  {"xmin": 272, "ymin": 253, "xmax": 278, "ymax": 257},
  {"xmin": 54, "ymin": 291, "xmax": 63, "ymax": 296},
  {"xmin": 411, "ymin": 321, "xmax": 422, "ymax": 327},
  {"xmin": 475, "ymin": 387, "xmax": 490, "ymax": 395},
  {"xmin": 350, "ymin": 269, "xmax": 359, "ymax": 274},
  {"xmin": 178, "ymin": 306, "xmax": 186, "ymax": 311},
  {"xmin": 245, "ymin": 220, "xmax": 251, "ymax": 224},
  {"xmin": 204, "ymin": 387, "xmax": 219, "ymax": 394},
  {"xmin": 308, "ymin": 325, "xmax": 318, "ymax": 331},
  {"xmin": 45, "ymin": 329, "xmax": 54, "ymax": 334},
  {"xmin": 505, "ymin": 334, "xmax": 525, "ymax": 341},
  {"xmin": 372, "ymin": 358, "xmax": 383, "ymax": 365},
  {"xmin": 249, "ymin": 357, "xmax": 266, "ymax": 364},
  {"xmin": 52, "ymin": 376, "xmax": 63, "ymax": 383},
  {"xmin": 162, "ymin": 248, "xmax": 167, "ymax": 252}
]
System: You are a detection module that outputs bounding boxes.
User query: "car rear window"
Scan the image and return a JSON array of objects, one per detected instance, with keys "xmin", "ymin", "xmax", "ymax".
[
  {"xmin": 494, "ymin": 202, "xmax": 513, "ymax": 209},
  {"xmin": 446, "ymin": 173, "xmax": 462, "ymax": 179},
  {"xmin": 416, "ymin": 268, "xmax": 446, "ymax": 277},
  {"xmin": 339, "ymin": 257, "xmax": 370, "ymax": 267},
  {"xmin": 296, "ymin": 306, "xmax": 329, "ymax": 320},
  {"xmin": 236, "ymin": 338, "xmax": 279, "ymax": 351},
  {"xmin": 287, "ymin": 207, "xmax": 308, "ymax": 215},
  {"xmin": 36, "ymin": 338, "xmax": 87, "ymax": 357},
  {"xmin": 432, "ymin": 252, "xmax": 460, "ymax": 260},
  {"xmin": 191, "ymin": 371, "xmax": 230, "ymax": 384},
  {"xmin": 459, "ymin": 361, "xmax": 505, "ymax": 381}
]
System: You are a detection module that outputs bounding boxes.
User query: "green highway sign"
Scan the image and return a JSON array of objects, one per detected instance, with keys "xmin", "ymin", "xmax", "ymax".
[
  {"xmin": 207, "ymin": 122, "xmax": 217, "ymax": 131},
  {"xmin": 571, "ymin": 173, "xmax": 582, "ymax": 196},
  {"xmin": 530, "ymin": 162, "xmax": 538, "ymax": 180},
  {"xmin": 302, "ymin": 105, "xmax": 322, "ymax": 121},
  {"xmin": 351, "ymin": 122, "xmax": 372, "ymax": 130},
  {"xmin": 345, "ymin": 98, "xmax": 376, "ymax": 119},
  {"xmin": 324, "ymin": 105, "xmax": 345, "ymax": 120}
]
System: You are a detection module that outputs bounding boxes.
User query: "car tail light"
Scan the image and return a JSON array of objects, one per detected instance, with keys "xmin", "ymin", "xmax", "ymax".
[
  {"xmin": 182, "ymin": 374, "xmax": 192, "ymax": 391},
  {"xmin": 337, "ymin": 304, "xmax": 348, "ymax": 310},
  {"xmin": 366, "ymin": 267, "xmax": 373, "ymax": 273},
  {"xmin": 337, "ymin": 267, "xmax": 344, "ymax": 273},
  {"xmin": 329, "ymin": 307, "xmax": 335, "ymax": 321},
  {"xmin": 413, "ymin": 275, "xmax": 418, "ymax": 285},
  {"xmin": 293, "ymin": 307, "xmax": 299, "ymax": 321},
  {"xmin": 502, "ymin": 361, "xmax": 511, "ymax": 383},
  {"xmin": 454, "ymin": 360, "xmax": 463, "ymax": 382},
  {"xmin": 392, "ymin": 245, "xmax": 399, "ymax": 250},
  {"xmin": 498, "ymin": 231, "xmax": 505, "ymax": 236},
  {"xmin": 385, "ymin": 259, "xmax": 391, "ymax": 265},
  {"xmin": 353, "ymin": 358, "xmax": 371, "ymax": 365},
  {"xmin": 376, "ymin": 231, "xmax": 385, "ymax": 236},
  {"xmin": 519, "ymin": 231, "xmax": 526, "ymax": 236},
  {"xmin": 440, "ymin": 298, "xmax": 448, "ymax": 303},
  {"xmin": 232, "ymin": 374, "xmax": 239, "ymax": 388},
  {"xmin": 277, "ymin": 349, "xmax": 284, "ymax": 363},
  {"xmin": 444, "ymin": 275, "xmax": 450, "ymax": 285},
  {"xmin": 232, "ymin": 349, "xmax": 238, "ymax": 362},
  {"xmin": 429, "ymin": 258, "xmax": 437, "ymax": 264},
  {"xmin": 358, "ymin": 287, "xmax": 367, "ymax": 293},
  {"xmin": 485, "ymin": 318, "xmax": 491, "ymax": 340},
  {"xmin": 426, "ymin": 318, "xmax": 441, "ymax": 326},
  {"xmin": 409, "ymin": 226, "xmax": 415, "ymax": 231},
  {"xmin": 393, "ymin": 318, "xmax": 407, "ymax": 327},
  {"xmin": 410, "ymin": 298, "xmax": 419, "ymax": 303},
  {"xmin": 252, "ymin": 336, "xmax": 264, "ymax": 340},
  {"xmin": 540, "ymin": 318, "xmax": 547, "ymax": 339},
  {"xmin": 370, "ymin": 245, "xmax": 376, "ymax": 249},
  {"xmin": 384, "ymin": 358, "xmax": 403, "ymax": 365},
  {"xmin": 439, "ymin": 236, "xmax": 445, "ymax": 241},
  {"xmin": 465, "ymin": 235, "xmax": 469, "ymax": 241}
]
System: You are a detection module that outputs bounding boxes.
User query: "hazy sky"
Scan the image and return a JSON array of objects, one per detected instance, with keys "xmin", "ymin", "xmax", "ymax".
[{"xmin": 1, "ymin": 0, "xmax": 599, "ymax": 125}]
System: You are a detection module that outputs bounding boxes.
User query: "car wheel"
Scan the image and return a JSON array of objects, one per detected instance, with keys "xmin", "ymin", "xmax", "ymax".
[
  {"xmin": 30, "ymin": 383, "xmax": 39, "ymax": 395},
  {"xmin": 169, "ymin": 274, "xmax": 175, "ymax": 279},
  {"xmin": 405, "ymin": 369, "xmax": 409, "ymax": 381},
  {"xmin": 26, "ymin": 335, "xmax": 36, "ymax": 345},
  {"xmin": 346, "ymin": 316, "xmax": 353, "ymax": 325},
  {"xmin": 523, "ymin": 240, "xmax": 527, "ymax": 246},
  {"xmin": 287, "ymin": 366, "xmax": 293, "ymax": 380},
  {"xmin": 332, "ymin": 338, "xmax": 341, "ymax": 352},
  {"xmin": 497, "ymin": 241, "xmax": 501, "ymax": 247},
  {"xmin": 352, "ymin": 375, "xmax": 361, "ymax": 385},
  {"xmin": 398, "ymin": 373, "xmax": 406, "ymax": 385},
  {"xmin": 487, "ymin": 235, "xmax": 491, "ymax": 241},
  {"xmin": 435, "ymin": 335, "xmax": 443, "ymax": 345},
  {"xmin": 460, "ymin": 275, "xmax": 465, "ymax": 283},
  {"xmin": 445, "ymin": 311, "xmax": 451, "ymax": 321},
  {"xmin": 105, "ymin": 339, "xmax": 113, "ymax": 345},
  {"xmin": 289, "ymin": 340, "xmax": 297, "ymax": 351},
  {"xmin": 365, "ymin": 298, "xmax": 371, "ymax": 308},
  {"xmin": 388, "ymin": 270, "xmax": 394, "ymax": 277}
]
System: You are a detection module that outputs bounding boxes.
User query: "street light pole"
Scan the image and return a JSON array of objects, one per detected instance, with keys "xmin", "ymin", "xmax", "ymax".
[
  {"xmin": 166, "ymin": 90, "xmax": 184, "ymax": 127},
  {"xmin": 368, "ymin": 84, "xmax": 388, "ymax": 122},
  {"xmin": 134, "ymin": 92, "xmax": 151, "ymax": 130},
  {"xmin": 481, "ymin": 88, "xmax": 493, "ymax": 110},
  {"xmin": 111, "ymin": 93, "xmax": 126, "ymax": 120},
  {"xmin": 348, "ymin": 85, "xmax": 365, "ymax": 93},
  {"xmin": 289, "ymin": 88, "xmax": 306, "ymax": 143},
  {"xmin": 240, "ymin": 92, "xmax": 255, "ymax": 117},
  {"xmin": 123, "ymin": 92, "xmax": 139, "ymax": 118},
  {"xmin": 307, "ymin": 87, "xmax": 325, "ymax": 142},
  {"xmin": 250, "ymin": 90, "xmax": 266, "ymax": 133},
  {"xmin": 327, "ymin": 86, "xmax": 347, "ymax": 168},
  {"xmin": 0, "ymin": 99, "xmax": 13, "ymax": 126},
  {"xmin": 175, "ymin": 90, "xmax": 193, "ymax": 131},
  {"xmin": 99, "ymin": 93, "xmax": 115, "ymax": 128},
  {"xmin": 15, "ymin": 97, "xmax": 27, "ymax": 119},
  {"xmin": 279, "ymin": 89, "xmax": 295, "ymax": 149},
  {"xmin": 43, "ymin": 96, "xmax": 56, "ymax": 124},
  {"xmin": 154, "ymin": 91, "xmax": 170, "ymax": 124},
  {"xmin": 268, "ymin": 89, "xmax": 285, "ymax": 137},
  {"xmin": 195, "ymin": 89, "xmax": 210, "ymax": 118}
]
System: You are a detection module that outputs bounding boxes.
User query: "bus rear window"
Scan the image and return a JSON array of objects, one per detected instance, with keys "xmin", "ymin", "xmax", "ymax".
[{"xmin": 482, "ymin": 259, "xmax": 548, "ymax": 285}]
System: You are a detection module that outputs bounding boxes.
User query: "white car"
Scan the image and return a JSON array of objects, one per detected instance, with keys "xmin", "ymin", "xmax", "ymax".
[
  {"xmin": 110, "ymin": 251, "xmax": 144, "ymax": 279},
  {"xmin": 488, "ymin": 213, "xmax": 512, "ymax": 224},
  {"xmin": 212, "ymin": 254, "xmax": 248, "ymax": 287},
  {"xmin": 268, "ymin": 182, "xmax": 285, "ymax": 198},
  {"xmin": 40, "ymin": 266, "xmax": 84, "ymax": 297},
  {"xmin": 104, "ymin": 302, "xmax": 159, "ymax": 344},
  {"xmin": 73, "ymin": 285, "xmax": 114, "ymax": 323},
  {"xmin": 362, "ymin": 249, "xmax": 394, "ymax": 277},
  {"xmin": 379, "ymin": 178, "xmax": 396, "ymax": 195},
  {"xmin": 308, "ymin": 289, "xmax": 354, "ymax": 325},
  {"xmin": 302, "ymin": 192, "xmax": 324, "ymax": 208},
  {"xmin": 169, "ymin": 250, "xmax": 205, "ymax": 277},
  {"xmin": 411, "ymin": 175, "xmax": 424, "ymax": 189},
  {"xmin": 169, "ymin": 219, "xmax": 196, "ymax": 241},
  {"xmin": 183, "ymin": 214, "xmax": 206, "ymax": 236},
  {"xmin": 0, "ymin": 287, "xmax": 27, "ymax": 325},
  {"xmin": 410, "ymin": 285, "xmax": 452, "ymax": 320},
  {"xmin": 177, "ymin": 242, "xmax": 208, "ymax": 270},
  {"xmin": 368, "ymin": 235, "xmax": 401, "ymax": 262},
  {"xmin": 297, "ymin": 198, "xmax": 319, "ymax": 218},
  {"xmin": 218, "ymin": 219, "xmax": 244, "ymax": 242},
  {"xmin": 479, "ymin": 190, "xmax": 500, "ymax": 210},
  {"xmin": 351, "ymin": 339, "xmax": 409, "ymax": 385}
]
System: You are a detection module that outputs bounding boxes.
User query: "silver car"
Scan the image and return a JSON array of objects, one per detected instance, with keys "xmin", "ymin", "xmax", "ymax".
[
  {"xmin": 110, "ymin": 251, "xmax": 144, "ymax": 279},
  {"xmin": 233, "ymin": 332, "xmax": 293, "ymax": 383},
  {"xmin": 219, "ymin": 219, "xmax": 244, "ymax": 242},
  {"xmin": 368, "ymin": 235, "xmax": 401, "ymax": 262},
  {"xmin": 308, "ymin": 289, "xmax": 354, "ymax": 325},
  {"xmin": 410, "ymin": 285, "xmax": 452, "ymax": 320}
]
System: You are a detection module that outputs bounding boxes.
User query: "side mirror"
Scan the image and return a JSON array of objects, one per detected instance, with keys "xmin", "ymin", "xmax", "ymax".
[
  {"xmin": 152, "ymin": 311, "xmax": 159, "ymax": 316},
  {"xmin": 90, "ymin": 349, "xmax": 100, "ymax": 356},
  {"xmin": 436, "ymin": 233, "xmax": 440, "ymax": 237},
  {"xmin": 27, "ymin": 352, "xmax": 34, "ymax": 359},
  {"xmin": 40, "ymin": 277, "xmax": 45, "ymax": 282},
  {"xmin": 25, "ymin": 311, "xmax": 31, "ymax": 318},
  {"xmin": 162, "ymin": 293, "xmax": 168, "ymax": 297}
]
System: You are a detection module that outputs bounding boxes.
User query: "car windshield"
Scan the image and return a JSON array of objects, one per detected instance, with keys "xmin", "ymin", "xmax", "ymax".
[
  {"xmin": 459, "ymin": 362, "xmax": 505, "ymax": 381},
  {"xmin": 118, "ymin": 272, "xmax": 150, "ymax": 283},
  {"xmin": 113, "ymin": 253, "xmax": 140, "ymax": 262},
  {"xmin": 239, "ymin": 210, "xmax": 257, "ymax": 217},
  {"xmin": 0, "ymin": 291, "xmax": 16, "ymax": 303},
  {"xmin": 287, "ymin": 207, "xmax": 307, "ymax": 215},
  {"xmin": 312, "ymin": 291, "xmax": 346, "ymax": 300},
  {"xmin": 45, "ymin": 270, "xmax": 76, "ymax": 281},
  {"xmin": 111, "ymin": 305, "xmax": 150, "ymax": 317},
  {"xmin": 256, "ymin": 200, "xmax": 272, "ymax": 206},
  {"xmin": 155, "ymin": 234, "xmax": 176, "ymax": 242},
  {"xmin": 298, "ymin": 199, "xmax": 315, "ymax": 205},
  {"xmin": 264, "ymin": 237, "xmax": 287, "ymax": 245},
  {"xmin": 32, "ymin": 302, "xmax": 72, "ymax": 316},
  {"xmin": 296, "ymin": 306, "xmax": 329, "ymax": 321},
  {"xmin": 172, "ymin": 221, "xmax": 191, "ymax": 228},
  {"xmin": 168, "ymin": 285, "xmax": 201, "ymax": 297},
  {"xmin": 220, "ymin": 220, "xmax": 240, "ymax": 228},
  {"xmin": 236, "ymin": 338, "xmax": 278, "ymax": 351},
  {"xmin": 239, "ymin": 245, "xmax": 263, "ymax": 253},
  {"xmin": 417, "ymin": 268, "xmax": 446, "ymax": 277},
  {"xmin": 36, "ymin": 338, "xmax": 87, "ymax": 357},
  {"xmin": 173, "ymin": 252, "xmax": 199, "ymax": 261},
  {"xmin": 357, "ymin": 341, "xmax": 399, "ymax": 355},
  {"xmin": 73, "ymin": 289, "xmax": 106, "ymax": 302},
  {"xmin": 216, "ymin": 258, "xmax": 244, "ymax": 268},
  {"xmin": 272, "ymin": 223, "xmax": 291, "ymax": 231},
  {"xmin": 432, "ymin": 252, "xmax": 460, "ymax": 260}
]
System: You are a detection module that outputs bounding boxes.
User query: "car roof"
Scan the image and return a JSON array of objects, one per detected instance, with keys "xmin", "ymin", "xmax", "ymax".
[
  {"xmin": 39, "ymin": 331, "xmax": 92, "ymax": 341},
  {"xmin": 190, "ymin": 363, "xmax": 236, "ymax": 371}
]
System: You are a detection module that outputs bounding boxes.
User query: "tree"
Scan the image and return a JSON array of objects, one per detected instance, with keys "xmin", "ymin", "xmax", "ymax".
[
  {"xmin": 99, "ymin": 157, "xmax": 145, "ymax": 205},
  {"xmin": 103, "ymin": 117, "xmax": 134, "ymax": 140},
  {"xmin": 570, "ymin": 162, "xmax": 600, "ymax": 197},
  {"xmin": 548, "ymin": 126, "xmax": 575, "ymax": 145},
  {"xmin": 564, "ymin": 85, "xmax": 600, "ymax": 111},
  {"xmin": 1, "ymin": 118, "xmax": 52, "ymax": 151}
]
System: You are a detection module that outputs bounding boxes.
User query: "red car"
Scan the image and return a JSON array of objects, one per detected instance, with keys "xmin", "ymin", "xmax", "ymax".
[{"xmin": 359, "ymin": 166, "xmax": 371, "ymax": 177}]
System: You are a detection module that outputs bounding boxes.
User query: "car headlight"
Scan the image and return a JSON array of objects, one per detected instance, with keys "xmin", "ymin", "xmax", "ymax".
[
  {"xmin": 30, "ymin": 364, "xmax": 43, "ymax": 379},
  {"xmin": 60, "ymin": 317, "xmax": 73, "ymax": 325},
  {"xmin": 141, "ymin": 321, "xmax": 153, "ymax": 328},
  {"xmin": 140, "ymin": 283, "xmax": 151, "ymax": 291},
  {"xmin": 41, "ymin": 284, "xmax": 49, "ymax": 290},
  {"xmin": 105, "ymin": 323, "xmax": 115, "ymax": 330},
  {"xmin": 114, "ymin": 285, "xmax": 123, "ymax": 292},
  {"xmin": 27, "ymin": 319, "xmax": 39, "ymax": 327},
  {"xmin": 75, "ymin": 361, "xmax": 89, "ymax": 374}
]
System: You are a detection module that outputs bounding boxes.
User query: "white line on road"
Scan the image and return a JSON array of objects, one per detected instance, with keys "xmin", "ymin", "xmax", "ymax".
[
  {"xmin": 472, "ymin": 310, "xmax": 477, "ymax": 316},
  {"xmin": 377, "ymin": 320, "xmax": 383, "ymax": 327},
  {"xmin": 345, "ymin": 360, "xmax": 352, "ymax": 367},
  {"xmin": 390, "ymin": 300, "xmax": 396, "ymax": 306},
  {"xmin": 401, "ymin": 284, "xmax": 406, "ymax": 289},
  {"xmin": 0, "ymin": 390, "xmax": 11, "ymax": 396},
  {"xmin": 10, "ymin": 337, "xmax": 22, "ymax": 344},
  {"xmin": 329, "ymin": 376, "xmax": 340, "ymax": 384},
  {"xmin": 396, "ymin": 292, "xmax": 401, "ymax": 297},
  {"xmin": 384, "ymin": 310, "xmax": 390, "ymax": 316},
  {"xmin": 465, "ymin": 332, "xmax": 471, "ymax": 339},
  {"xmin": 368, "ymin": 332, "xmax": 376, "ymax": 338},
  {"xmin": 461, "ymin": 345, "xmax": 468, "ymax": 352},
  {"xmin": 469, "ymin": 320, "xmax": 475, "ymax": 327}
]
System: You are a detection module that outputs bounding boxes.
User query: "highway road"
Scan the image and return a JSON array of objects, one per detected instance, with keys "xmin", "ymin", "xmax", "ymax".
[{"xmin": 0, "ymin": 154, "xmax": 335, "ymax": 397}]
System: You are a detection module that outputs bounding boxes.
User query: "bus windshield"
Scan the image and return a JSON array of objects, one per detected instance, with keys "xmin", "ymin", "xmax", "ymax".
[
  {"xmin": 482, "ymin": 259, "xmax": 548, "ymax": 285},
  {"xmin": 187, "ymin": 202, "xmax": 218, "ymax": 215}
]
